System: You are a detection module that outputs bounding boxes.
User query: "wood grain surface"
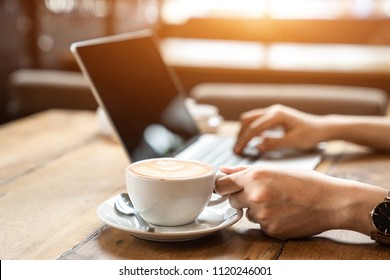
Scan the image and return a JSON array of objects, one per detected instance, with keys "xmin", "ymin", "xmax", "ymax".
[{"xmin": 1, "ymin": 110, "xmax": 389, "ymax": 260}]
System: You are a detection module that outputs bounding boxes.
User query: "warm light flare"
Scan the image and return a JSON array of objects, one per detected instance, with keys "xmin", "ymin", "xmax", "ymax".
[
  {"xmin": 267, "ymin": 43, "xmax": 390, "ymax": 72},
  {"xmin": 268, "ymin": 0, "xmax": 343, "ymax": 19},
  {"xmin": 161, "ymin": 0, "xmax": 390, "ymax": 24},
  {"xmin": 161, "ymin": 0, "xmax": 267, "ymax": 24},
  {"xmin": 161, "ymin": 38, "xmax": 265, "ymax": 69}
]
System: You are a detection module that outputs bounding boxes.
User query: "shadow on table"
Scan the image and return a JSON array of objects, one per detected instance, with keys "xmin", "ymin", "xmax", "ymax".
[{"xmin": 61, "ymin": 225, "xmax": 283, "ymax": 260}]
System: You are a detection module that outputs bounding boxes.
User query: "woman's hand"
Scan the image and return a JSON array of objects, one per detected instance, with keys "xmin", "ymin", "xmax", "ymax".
[
  {"xmin": 216, "ymin": 165, "xmax": 385, "ymax": 240},
  {"xmin": 234, "ymin": 105, "xmax": 327, "ymax": 155}
]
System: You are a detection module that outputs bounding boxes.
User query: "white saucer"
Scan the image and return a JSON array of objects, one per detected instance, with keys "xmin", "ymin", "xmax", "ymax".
[{"xmin": 97, "ymin": 194, "xmax": 243, "ymax": 242}]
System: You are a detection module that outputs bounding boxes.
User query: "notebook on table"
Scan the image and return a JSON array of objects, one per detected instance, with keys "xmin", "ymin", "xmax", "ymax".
[{"xmin": 71, "ymin": 30, "xmax": 321, "ymax": 170}]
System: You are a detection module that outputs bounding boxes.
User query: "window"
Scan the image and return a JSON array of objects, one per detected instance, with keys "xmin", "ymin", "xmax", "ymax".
[{"xmin": 161, "ymin": 0, "xmax": 390, "ymax": 25}]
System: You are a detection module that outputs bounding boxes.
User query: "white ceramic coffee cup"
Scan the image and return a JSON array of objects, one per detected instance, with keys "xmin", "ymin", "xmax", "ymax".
[{"xmin": 125, "ymin": 158, "xmax": 226, "ymax": 226}]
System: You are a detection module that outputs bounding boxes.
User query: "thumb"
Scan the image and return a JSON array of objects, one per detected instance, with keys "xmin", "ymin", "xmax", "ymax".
[
  {"xmin": 258, "ymin": 136, "xmax": 290, "ymax": 152},
  {"xmin": 215, "ymin": 166, "xmax": 246, "ymax": 195}
]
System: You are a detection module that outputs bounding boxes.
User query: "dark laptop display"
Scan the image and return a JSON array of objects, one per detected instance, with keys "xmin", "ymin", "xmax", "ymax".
[{"xmin": 72, "ymin": 30, "xmax": 199, "ymax": 161}]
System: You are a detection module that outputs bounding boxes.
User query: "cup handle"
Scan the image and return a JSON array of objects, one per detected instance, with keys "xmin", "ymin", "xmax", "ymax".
[
  {"xmin": 207, "ymin": 194, "xmax": 228, "ymax": 207},
  {"xmin": 207, "ymin": 173, "xmax": 228, "ymax": 207}
]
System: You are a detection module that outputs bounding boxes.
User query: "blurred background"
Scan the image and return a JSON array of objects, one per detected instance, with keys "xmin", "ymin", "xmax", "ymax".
[{"xmin": 1, "ymin": 0, "xmax": 390, "ymax": 124}]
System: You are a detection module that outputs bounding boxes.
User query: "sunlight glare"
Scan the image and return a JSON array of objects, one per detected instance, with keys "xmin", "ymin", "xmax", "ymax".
[
  {"xmin": 45, "ymin": 0, "xmax": 76, "ymax": 14},
  {"xmin": 161, "ymin": 0, "xmax": 267, "ymax": 24},
  {"xmin": 268, "ymin": 0, "xmax": 343, "ymax": 19}
]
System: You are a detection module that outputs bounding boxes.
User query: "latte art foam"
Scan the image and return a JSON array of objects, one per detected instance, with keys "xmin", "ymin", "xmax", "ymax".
[{"xmin": 129, "ymin": 159, "xmax": 214, "ymax": 179}]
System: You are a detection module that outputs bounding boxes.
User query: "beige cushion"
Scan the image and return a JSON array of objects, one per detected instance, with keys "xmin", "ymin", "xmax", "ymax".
[
  {"xmin": 7, "ymin": 69, "xmax": 97, "ymax": 117},
  {"xmin": 190, "ymin": 83, "xmax": 388, "ymax": 120}
]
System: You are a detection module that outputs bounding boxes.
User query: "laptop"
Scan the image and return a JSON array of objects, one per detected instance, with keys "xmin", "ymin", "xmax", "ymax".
[{"xmin": 71, "ymin": 30, "xmax": 321, "ymax": 169}]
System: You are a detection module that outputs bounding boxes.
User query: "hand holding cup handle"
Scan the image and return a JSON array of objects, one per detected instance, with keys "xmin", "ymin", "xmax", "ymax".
[{"xmin": 207, "ymin": 173, "xmax": 228, "ymax": 207}]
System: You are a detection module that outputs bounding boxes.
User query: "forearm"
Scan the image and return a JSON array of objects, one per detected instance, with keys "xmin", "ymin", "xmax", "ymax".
[{"xmin": 321, "ymin": 115, "xmax": 390, "ymax": 151}]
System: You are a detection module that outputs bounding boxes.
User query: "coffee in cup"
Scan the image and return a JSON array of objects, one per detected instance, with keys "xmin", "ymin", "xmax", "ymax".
[{"xmin": 126, "ymin": 158, "xmax": 225, "ymax": 226}]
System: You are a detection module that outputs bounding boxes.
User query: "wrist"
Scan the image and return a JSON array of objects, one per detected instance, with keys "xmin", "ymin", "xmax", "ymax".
[
  {"xmin": 338, "ymin": 181, "xmax": 386, "ymax": 236},
  {"xmin": 319, "ymin": 115, "xmax": 351, "ymax": 142}
]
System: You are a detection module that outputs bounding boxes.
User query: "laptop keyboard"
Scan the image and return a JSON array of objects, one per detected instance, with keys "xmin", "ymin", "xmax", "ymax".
[
  {"xmin": 175, "ymin": 134, "xmax": 322, "ymax": 171},
  {"xmin": 175, "ymin": 135, "xmax": 259, "ymax": 168}
]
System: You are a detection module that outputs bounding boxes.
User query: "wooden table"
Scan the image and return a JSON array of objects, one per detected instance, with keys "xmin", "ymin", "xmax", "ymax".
[{"xmin": 1, "ymin": 109, "xmax": 389, "ymax": 260}]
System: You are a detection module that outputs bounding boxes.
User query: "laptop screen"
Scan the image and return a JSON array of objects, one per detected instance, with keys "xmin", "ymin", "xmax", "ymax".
[{"xmin": 72, "ymin": 31, "xmax": 199, "ymax": 162}]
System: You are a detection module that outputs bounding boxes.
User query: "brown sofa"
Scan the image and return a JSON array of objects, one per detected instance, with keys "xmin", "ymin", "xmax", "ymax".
[
  {"xmin": 190, "ymin": 83, "xmax": 388, "ymax": 120},
  {"xmin": 7, "ymin": 69, "xmax": 388, "ymax": 120},
  {"xmin": 7, "ymin": 69, "xmax": 97, "ymax": 118}
]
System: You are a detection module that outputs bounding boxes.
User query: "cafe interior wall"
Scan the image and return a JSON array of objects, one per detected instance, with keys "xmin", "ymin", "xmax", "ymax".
[
  {"xmin": 0, "ymin": 0, "xmax": 159, "ymax": 124},
  {"xmin": 1, "ymin": 0, "xmax": 390, "ymax": 124}
]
